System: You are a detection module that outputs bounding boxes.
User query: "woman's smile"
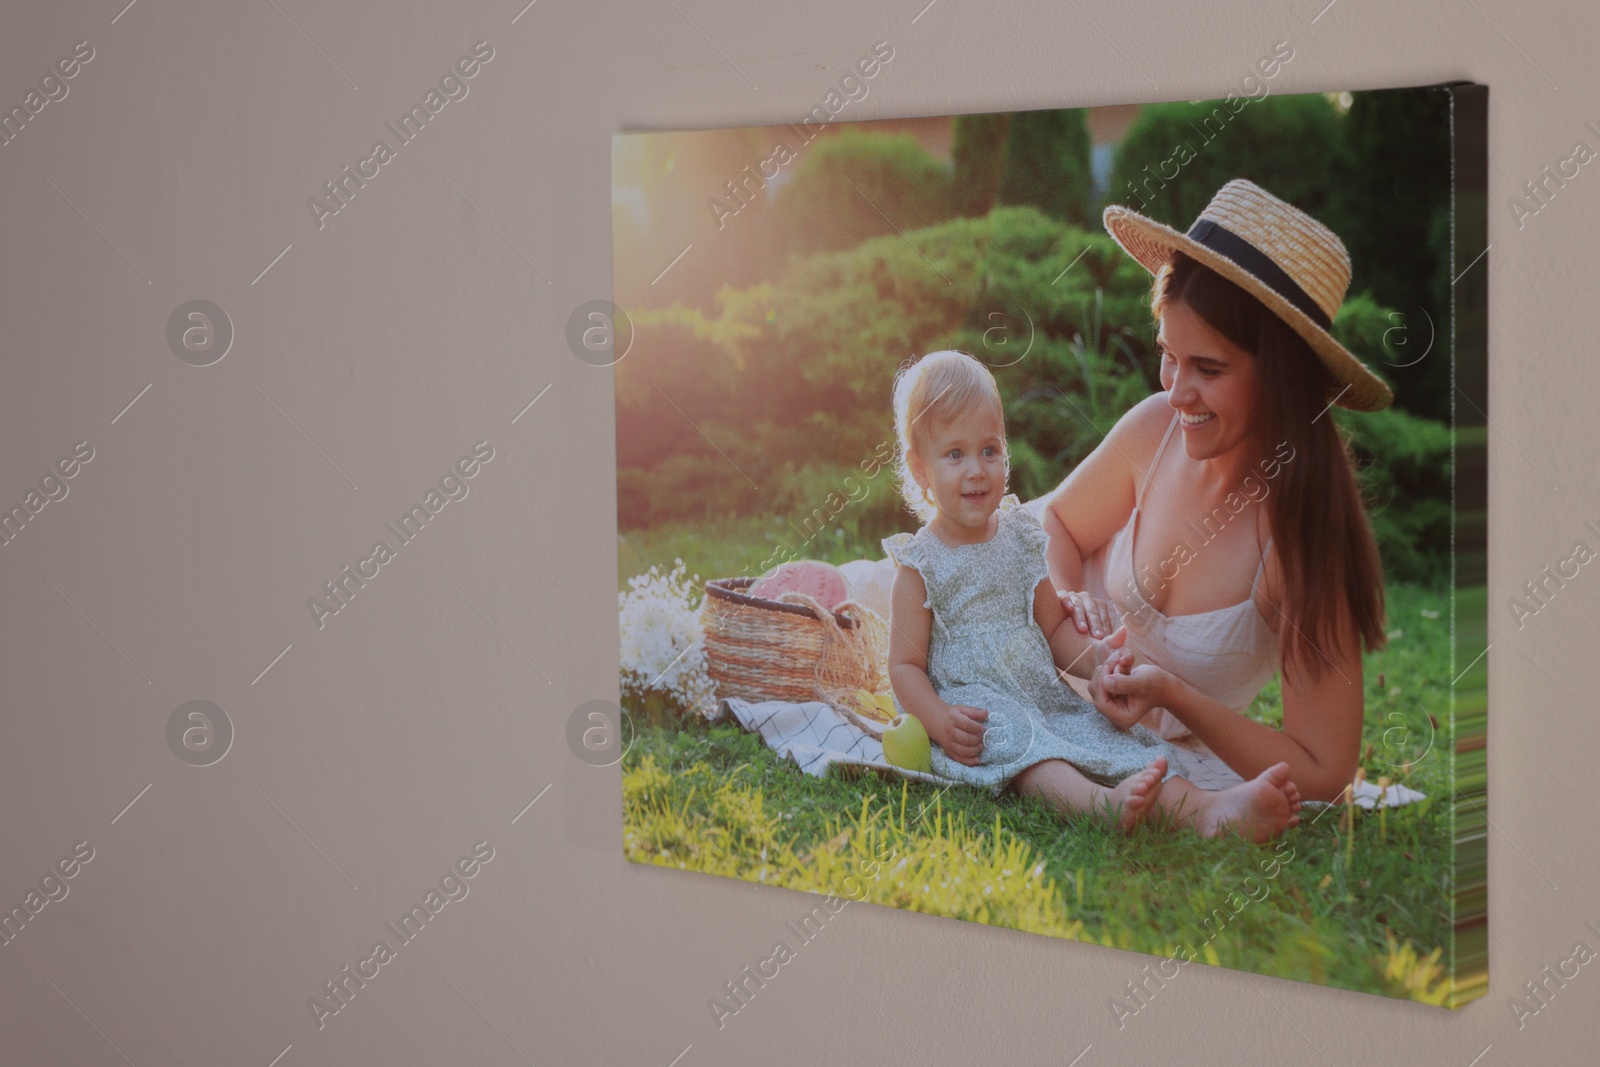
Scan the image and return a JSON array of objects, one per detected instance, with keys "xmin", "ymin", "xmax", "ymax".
[{"xmin": 1157, "ymin": 301, "xmax": 1267, "ymax": 464}]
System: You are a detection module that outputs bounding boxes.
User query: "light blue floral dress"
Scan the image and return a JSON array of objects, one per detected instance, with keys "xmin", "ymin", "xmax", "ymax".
[{"xmin": 882, "ymin": 496, "xmax": 1181, "ymax": 796}]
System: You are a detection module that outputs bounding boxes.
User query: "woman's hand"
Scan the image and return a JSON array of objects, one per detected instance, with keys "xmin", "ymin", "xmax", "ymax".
[
  {"xmin": 1093, "ymin": 661, "xmax": 1172, "ymax": 731},
  {"xmin": 930, "ymin": 704, "xmax": 988, "ymax": 766},
  {"xmin": 1087, "ymin": 628, "xmax": 1137, "ymax": 728},
  {"xmin": 1092, "ymin": 624, "xmax": 1133, "ymax": 675},
  {"xmin": 1059, "ymin": 589, "xmax": 1115, "ymax": 639}
]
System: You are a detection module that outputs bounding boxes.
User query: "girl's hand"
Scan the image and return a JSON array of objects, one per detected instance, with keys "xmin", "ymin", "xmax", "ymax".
[
  {"xmin": 933, "ymin": 704, "xmax": 988, "ymax": 766},
  {"xmin": 1092, "ymin": 624, "xmax": 1134, "ymax": 676},
  {"xmin": 1093, "ymin": 662, "xmax": 1171, "ymax": 731},
  {"xmin": 1059, "ymin": 590, "xmax": 1114, "ymax": 639}
]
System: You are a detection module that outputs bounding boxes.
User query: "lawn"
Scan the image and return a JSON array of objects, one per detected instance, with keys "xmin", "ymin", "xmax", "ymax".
[{"xmin": 619, "ymin": 522, "xmax": 1458, "ymax": 1003}]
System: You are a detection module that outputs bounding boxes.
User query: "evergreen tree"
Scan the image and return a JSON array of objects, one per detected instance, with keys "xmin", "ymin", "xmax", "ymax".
[
  {"xmin": 1327, "ymin": 87, "xmax": 1452, "ymax": 418},
  {"xmin": 951, "ymin": 113, "xmax": 1011, "ymax": 217},
  {"xmin": 1104, "ymin": 94, "xmax": 1347, "ymax": 229},
  {"xmin": 997, "ymin": 109, "xmax": 1094, "ymax": 227}
]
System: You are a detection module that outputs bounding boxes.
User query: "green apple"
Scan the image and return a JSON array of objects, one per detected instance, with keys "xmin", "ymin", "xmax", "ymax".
[{"xmin": 881, "ymin": 714, "xmax": 932, "ymax": 773}]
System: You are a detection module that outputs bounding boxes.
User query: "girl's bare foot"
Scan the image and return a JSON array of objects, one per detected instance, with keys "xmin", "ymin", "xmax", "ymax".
[
  {"xmin": 1101, "ymin": 758, "xmax": 1167, "ymax": 833},
  {"xmin": 1282, "ymin": 777, "xmax": 1303, "ymax": 822},
  {"xmin": 1198, "ymin": 762, "xmax": 1300, "ymax": 843}
]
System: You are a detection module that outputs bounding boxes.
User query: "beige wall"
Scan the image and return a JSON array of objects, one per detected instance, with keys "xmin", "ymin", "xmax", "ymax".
[{"xmin": 0, "ymin": 1, "xmax": 1593, "ymax": 1064}]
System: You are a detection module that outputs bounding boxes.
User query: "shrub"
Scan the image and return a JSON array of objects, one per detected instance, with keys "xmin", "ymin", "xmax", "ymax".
[
  {"xmin": 1105, "ymin": 94, "xmax": 1347, "ymax": 230},
  {"xmin": 1336, "ymin": 403, "xmax": 1452, "ymax": 586},
  {"xmin": 774, "ymin": 128, "xmax": 953, "ymax": 254},
  {"xmin": 618, "ymin": 203, "xmax": 1451, "ymax": 591}
]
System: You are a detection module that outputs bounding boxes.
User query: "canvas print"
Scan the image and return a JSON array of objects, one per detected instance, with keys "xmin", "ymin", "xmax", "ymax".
[{"xmin": 611, "ymin": 72, "xmax": 1488, "ymax": 1007}]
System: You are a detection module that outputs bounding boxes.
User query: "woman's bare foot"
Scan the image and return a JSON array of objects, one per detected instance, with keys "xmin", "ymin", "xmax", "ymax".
[
  {"xmin": 1197, "ymin": 762, "xmax": 1301, "ymax": 843},
  {"xmin": 1100, "ymin": 758, "xmax": 1167, "ymax": 833}
]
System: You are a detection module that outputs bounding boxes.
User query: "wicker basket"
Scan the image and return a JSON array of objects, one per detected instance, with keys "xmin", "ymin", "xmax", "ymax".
[{"xmin": 700, "ymin": 577, "xmax": 888, "ymax": 706}]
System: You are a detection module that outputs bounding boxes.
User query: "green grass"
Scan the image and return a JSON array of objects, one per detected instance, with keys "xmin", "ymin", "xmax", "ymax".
[
  {"xmin": 620, "ymin": 523, "xmax": 1459, "ymax": 1002},
  {"xmin": 624, "ymin": 697, "xmax": 1450, "ymax": 998}
]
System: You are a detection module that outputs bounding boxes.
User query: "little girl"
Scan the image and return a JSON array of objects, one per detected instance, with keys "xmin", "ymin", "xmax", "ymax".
[{"xmin": 882, "ymin": 350, "xmax": 1302, "ymax": 839}]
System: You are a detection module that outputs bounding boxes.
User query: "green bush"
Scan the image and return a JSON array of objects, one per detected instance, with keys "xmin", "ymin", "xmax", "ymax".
[
  {"xmin": 1105, "ymin": 94, "xmax": 1347, "ymax": 230},
  {"xmin": 1331, "ymin": 290, "xmax": 1403, "ymax": 383},
  {"xmin": 711, "ymin": 207, "xmax": 1155, "ymax": 516},
  {"xmin": 1329, "ymin": 292, "xmax": 1452, "ymax": 585},
  {"xmin": 774, "ymin": 128, "xmax": 954, "ymax": 254},
  {"xmin": 1336, "ymin": 403, "xmax": 1452, "ymax": 586},
  {"xmin": 617, "ymin": 203, "xmax": 1452, "ymax": 589},
  {"xmin": 1328, "ymin": 87, "xmax": 1453, "ymax": 420}
]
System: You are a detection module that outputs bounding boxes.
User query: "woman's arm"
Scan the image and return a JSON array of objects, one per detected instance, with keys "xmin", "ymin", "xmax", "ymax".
[
  {"xmin": 1100, "ymin": 626, "xmax": 1364, "ymax": 801},
  {"xmin": 1189, "ymin": 558, "xmax": 1365, "ymax": 800},
  {"xmin": 886, "ymin": 563, "xmax": 987, "ymax": 766},
  {"xmin": 1148, "ymin": 665, "xmax": 1359, "ymax": 802},
  {"xmin": 1044, "ymin": 393, "xmax": 1170, "ymax": 632}
]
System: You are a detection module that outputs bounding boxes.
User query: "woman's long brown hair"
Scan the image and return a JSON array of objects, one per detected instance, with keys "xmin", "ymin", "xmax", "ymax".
[{"xmin": 1152, "ymin": 250, "xmax": 1387, "ymax": 682}]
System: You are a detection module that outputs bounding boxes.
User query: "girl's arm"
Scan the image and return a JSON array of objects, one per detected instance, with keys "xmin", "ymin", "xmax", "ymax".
[
  {"xmin": 886, "ymin": 563, "xmax": 987, "ymax": 765},
  {"xmin": 1032, "ymin": 578, "xmax": 1107, "ymax": 680}
]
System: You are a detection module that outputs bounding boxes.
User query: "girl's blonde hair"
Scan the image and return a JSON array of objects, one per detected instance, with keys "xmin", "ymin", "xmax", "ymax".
[{"xmin": 891, "ymin": 350, "xmax": 1006, "ymax": 523}]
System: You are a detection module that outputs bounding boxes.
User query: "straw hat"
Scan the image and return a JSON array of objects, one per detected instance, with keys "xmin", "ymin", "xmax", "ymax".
[{"xmin": 1103, "ymin": 178, "xmax": 1392, "ymax": 412}]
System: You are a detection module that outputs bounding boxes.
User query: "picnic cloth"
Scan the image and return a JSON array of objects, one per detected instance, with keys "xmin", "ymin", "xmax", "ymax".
[
  {"xmin": 716, "ymin": 694, "xmax": 1426, "ymax": 809},
  {"xmin": 719, "ymin": 696, "xmax": 1242, "ymax": 793},
  {"xmin": 716, "ymin": 696, "xmax": 954, "ymax": 787}
]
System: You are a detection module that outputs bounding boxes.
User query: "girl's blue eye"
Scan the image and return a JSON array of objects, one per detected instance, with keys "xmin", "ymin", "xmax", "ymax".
[{"xmin": 947, "ymin": 449, "xmax": 962, "ymax": 460}]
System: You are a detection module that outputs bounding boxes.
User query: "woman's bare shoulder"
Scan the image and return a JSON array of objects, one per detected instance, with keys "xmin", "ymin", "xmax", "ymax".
[
  {"xmin": 1044, "ymin": 393, "xmax": 1174, "ymax": 521},
  {"xmin": 1109, "ymin": 392, "xmax": 1176, "ymax": 465}
]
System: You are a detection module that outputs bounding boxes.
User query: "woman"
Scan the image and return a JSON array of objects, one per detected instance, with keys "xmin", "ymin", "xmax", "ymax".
[{"xmin": 1045, "ymin": 179, "xmax": 1391, "ymax": 802}]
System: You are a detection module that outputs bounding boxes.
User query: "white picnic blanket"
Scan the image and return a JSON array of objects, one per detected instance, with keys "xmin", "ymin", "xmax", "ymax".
[
  {"xmin": 716, "ymin": 695, "xmax": 1426, "ymax": 809},
  {"xmin": 716, "ymin": 696, "xmax": 956, "ymax": 787},
  {"xmin": 1349, "ymin": 779, "xmax": 1428, "ymax": 808},
  {"xmin": 719, "ymin": 694, "xmax": 1244, "ymax": 791}
]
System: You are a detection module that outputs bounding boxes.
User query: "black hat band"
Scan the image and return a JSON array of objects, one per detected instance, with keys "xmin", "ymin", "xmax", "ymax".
[{"xmin": 1186, "ymin": 217, "xmax": 1333, "ymax": 331}]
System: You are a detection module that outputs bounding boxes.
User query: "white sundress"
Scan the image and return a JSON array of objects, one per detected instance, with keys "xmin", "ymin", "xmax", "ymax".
[
  {"xmin": 1101, "ymin": 413, "xmax": 1283, "ymax": 724},
  {"xmin": 881, "ymin": 497, "xmax": 1181, "ymax": 796}
]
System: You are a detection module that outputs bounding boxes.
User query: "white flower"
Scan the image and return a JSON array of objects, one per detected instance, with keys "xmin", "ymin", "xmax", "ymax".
[{"xmin": 619, "ymin": 562, "xmax": 717, "ymax": 716}]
